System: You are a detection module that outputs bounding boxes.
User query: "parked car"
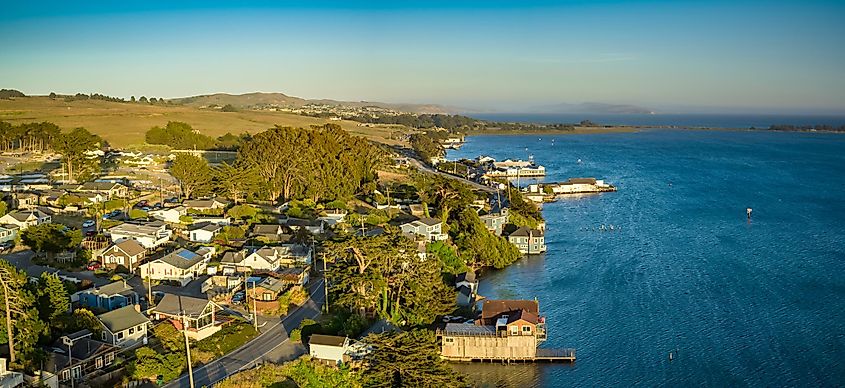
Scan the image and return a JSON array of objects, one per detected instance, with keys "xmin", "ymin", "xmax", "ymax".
[
  {"xmin": 86, "ymin": 261, "xmax": 102, "ymax": 271},
  {"xmin": 85, "ymin": 230, "xmax": 96, "ymax": 237},
  {"xmin": 153, "ymin": 202, "xmax": 163, "ymax": 209},
  {"xmin": 82, "ymin": 220, "xmax": 95, "ymax": 228},
  {"xmin": 232, "ymin": 292, "xmax": 245, "ymax": 305}
]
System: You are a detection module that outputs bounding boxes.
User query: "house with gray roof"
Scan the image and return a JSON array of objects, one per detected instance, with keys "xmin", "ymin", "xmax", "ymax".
[
  {"xmin": 45, "ymin": 330, "xmax": 118, "ymax": 385},
  {"xmin": 0, "ymin": 209, "xmax": 51, "ymax": 231},
  {"xmin": 138, "ymin": 247, "xmax": 215, "ymax": 286},
  {"xmin": 152, "ymin": 294, "xmax": 222, "ymax": 340},
  {"xmin": 99, "ymin": 239, "xmax": 146, "ymax": 271},
  {"xmin": 78, "ymin": 281, "xmax": 138, "ymax": 312},
  {"xmin": 97, "ymin": 305, "xmax": 150, "ymax": 349},
  {"xmin": 400, "ymin": 217, "xmax": 447, "ymax": 242}
]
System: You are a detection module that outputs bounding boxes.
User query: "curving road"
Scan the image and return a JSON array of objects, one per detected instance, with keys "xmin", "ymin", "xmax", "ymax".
[{"xmin": 164, "ymin": 278, "xmax": 325, "ymax": 388}]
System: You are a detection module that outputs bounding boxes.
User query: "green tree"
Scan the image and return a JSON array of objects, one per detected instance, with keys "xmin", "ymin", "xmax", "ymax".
[
  {"xmin": 37, "ymin": 273, "xmax": 69, "ymax": 330},
  {"xmin": 451, "ymin": 208, "xmax": 521, "ymax": 269},
  {"xmin": 51, "ymin": 127, "xmax": 102, "ymax": 183},
  {"xmin": 361, "ymin": 330, "xmax": 467, "ymax": 387},
  {"xmin": 325, "ymin": 229, "xmax": 455, "ymax": 326},
  {"xmin": 20, "ymin": 224, "xmax": 81, "ymax": 258},
  {"xmin": 227, "ymin": 204, "xmax": 258, "ymax": 222},
  {"xmin": 65, "ymin": 308, "xmax": 102, "ymax": 337},
  {"xmin": 170, "ymin": 153, "xmax": 212, "ymax": 199},
  {"xmin": 214, "ymin": 163, "xmax": 258, "ymax": 204},
  {"xmin": 0, "ymin": 260, "xmax": 46, "ymax": 367},
  {"xmin": 153, "ymin": 322, "xmax": 185, "ymax": 352},
  {"xmin": 0, "ymin": 201, "xmax": 7, "ymax": 217},
  {"xmin": 129, "ymin": 346, "xmax": 185, "ymax": 382}
]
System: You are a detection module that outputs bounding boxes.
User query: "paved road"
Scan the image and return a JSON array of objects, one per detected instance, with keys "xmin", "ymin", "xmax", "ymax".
[
  {"xmin": 2, "ymin": 249, "xmax": 110, "ymax": 286},
  {"xmin": 164, "ymin": 278, "xmax": 325, "ymax": 388},
  {"xmin": 397, "ymin": 148, "xmax": 497, "ymax": 194}
]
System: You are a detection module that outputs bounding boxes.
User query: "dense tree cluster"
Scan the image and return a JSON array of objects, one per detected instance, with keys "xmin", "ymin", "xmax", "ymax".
[
  {"xmin": 361, "ymin": 330, "xmax": 468, "ymax": 387},
  {"xmin": 409, "ymin": 133, "xmax": 444, "ymax": 162},
  {"xmin": 325, "ymin": 229, "xmax": 455, "ymax": 326},
  {"xmin": 51, "ymin": 127, "xmax": 103, "ymax": 182},
  {"xmin": 0, "ymin": 89, "xmax": 25, "ymax": 99},
  {"xmin": 0, "ymin": 121, "xmax": 61, "ymax": 153},
  {"xmin": 146, "ymin": 121, "xmax": 218, "ymax": 150},
  {"xmin": 60, "ymin": 92, "xmax": 127, "ymax": 103},
  {"xmin": 146, "ymin": 121, "xmax": 247, "ymax": 150},
  {"xmin": 237, "ymin": 124, "xmax": 381, "ymax": 202}
]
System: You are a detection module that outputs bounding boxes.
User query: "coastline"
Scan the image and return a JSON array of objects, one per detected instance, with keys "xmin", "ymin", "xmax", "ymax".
[{"xmin": 464, "ymin": 125, "xmax": 845, "ymax": 137}]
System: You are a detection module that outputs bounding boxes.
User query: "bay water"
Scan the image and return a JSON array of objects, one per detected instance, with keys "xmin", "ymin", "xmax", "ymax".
[{"xmin": 446, "ymin": 129, "xmax": 845, "ymax": 387}]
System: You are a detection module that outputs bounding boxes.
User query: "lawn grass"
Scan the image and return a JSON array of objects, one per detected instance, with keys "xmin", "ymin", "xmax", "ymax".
[
  {"xmin": 194, "ymin": 322, "xmax": 258, "ymax": 358},
  {"xmin": 0, "ymin": 97, "xmax": 407, "ymax": 147}
]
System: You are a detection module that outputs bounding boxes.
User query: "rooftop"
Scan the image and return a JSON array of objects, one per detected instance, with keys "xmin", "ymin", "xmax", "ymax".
[
  {"xmin": 309, "ymin": 334, "xmax": 347, "ymax": 347},
  {"xmin": 97, "ymin": 305, "xmax": 150, "ymax": 333}
]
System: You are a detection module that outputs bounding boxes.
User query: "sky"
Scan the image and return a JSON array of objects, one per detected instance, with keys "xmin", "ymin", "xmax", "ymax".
[{"xmin": 1, "ymin": 0, "xmax": 844, "ymax": 114}]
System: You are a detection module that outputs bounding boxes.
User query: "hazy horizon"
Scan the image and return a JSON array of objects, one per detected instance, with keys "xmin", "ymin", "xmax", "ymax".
[{"xmin": 2, "ymin": 1, "xmax": 844, "ymax": 115}]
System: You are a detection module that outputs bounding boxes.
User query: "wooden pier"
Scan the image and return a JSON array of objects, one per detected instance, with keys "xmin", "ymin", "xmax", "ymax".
[{"xmin": 442, "ymin": 348, "xmax": 576, "ymax": 364}]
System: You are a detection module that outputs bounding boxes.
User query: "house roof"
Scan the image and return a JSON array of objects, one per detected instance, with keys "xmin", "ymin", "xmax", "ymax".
[
  {"xmin": 98, "ymin": 305, "xmax": 150, "ymax": 333},
  {"xmin": 252, "ymin": 224, "xmax": 288, "ymax": 235},
  {"xmin": 183, "ymin": 198, "xmax": 229, "ymax": 209},
  {"xmin": 221, "ymin": 250, "xmax": 247, "ymax": 264},
  {"xmin": 154, "ymin": 294, "xmax": 214, "ymax": 317},
  {"xmin": 456, "ymin": 270, "xmax": 477, "ymax": 284},
  {"xmin": 158, "ymin": 248, "xmax": 207, "ymax": 269},
  {"xmin": 254, "ymin": 277, "xmax": 286, "ymax": 293},
  {"xmin": 443, "ymin": 323, "xmax": 496, "ymax": 336},
  {"xmin": 189, "ymin": 222, "xmax": 222, "ymax": 233},
  {"xmin": 506, "ymin": 308, "xmax": 539, "ymax": 325},
  {"xmin": 2, "ymin": 210, "xmax": 40, "ymax": 223},
  {"xmin": 309, "ymin": 334, "xmax": 347, "ymax": 347},
  {"xmin": 566, "ymin": 178, "xmax": 597, "ymax": 185},
  {"xmin": 508, "ymin": 226, "xmax": 543, "ymax": 238},
  {"xmin": 277, "ymin": 267, "xmax": 306, "ymax": 282},
  {"xmin": 109, "ymin": 223, "xmax": 163, "ymax": 236},
  {"xmin": 112, "ymin": 239, "xmax": 146, "ymax": 257},
  {"xmin": 481, "ymin": 300, "xmax": 540, "ymax": 322},
  {"xmin": 416, "ymin": 217, "xmax": 442, "ymax": 226},
  {"xmin": 79, "ymin": 182, "xmax": 124, "ymax": 191},
  {"xmin": 457, "ymin": 285, "xmax": 472, "ymax": 298},
  {"xmin": 0, "ymin": 224, "xmax": 19, "ymax": 231},
  {"xmin": 47, "ymin": 336, "xmax": 116, "ymax": 371},
  {"xmin": 88, "ymin": 281, "xmax": 134, "ymax": 296}
]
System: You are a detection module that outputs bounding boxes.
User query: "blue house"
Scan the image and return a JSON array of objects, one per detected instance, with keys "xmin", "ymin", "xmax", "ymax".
[{"xmin": 78, "ymin": 281, "xmax": 138, "ymax": 312}]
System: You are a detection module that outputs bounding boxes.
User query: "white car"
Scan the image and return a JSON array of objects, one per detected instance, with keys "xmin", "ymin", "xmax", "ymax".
[{"xmin": 82, "ymin": 220, "xmax": 95, "ymax": 228}]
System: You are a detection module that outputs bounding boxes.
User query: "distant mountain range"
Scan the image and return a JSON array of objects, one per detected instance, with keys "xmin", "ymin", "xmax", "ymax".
[
  {"xmin": 169, "ymin": 92, "xmax": 459, "ymax": 115},
  {"xmin": 169, "ymin": 92, "xmax": 654, "ymax": 116},
  {"xmin": 527, "ymin": 102, "xmax": 655, "ymax": 115}
]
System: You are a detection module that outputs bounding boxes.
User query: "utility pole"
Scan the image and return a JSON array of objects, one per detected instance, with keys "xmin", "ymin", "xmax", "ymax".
[
  {"xmin": 181, "ymin": 313, "xmax": 195, "ymax": 388},
  {"xmin": 146, "ymin": 275, "xmax": 153, "ymax": 308},
  {"xmin": 323, "ymin": 255, "xmax": 329, "ymax": 313},
  {"xmin": 251, "ymin": 280, "xmax": 258, "ymax": 331}
]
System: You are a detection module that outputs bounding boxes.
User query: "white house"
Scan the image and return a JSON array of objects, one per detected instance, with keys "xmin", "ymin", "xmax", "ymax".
[
  {"xmin": 0, "ymin": 224, "xmax": 19, "ymax": 244},
  {"xmin": 224, "ymin": 244, "xmax": 312, "ymax": 272},
  {"xmin": 182, "ymin": 198, "xmax": 229, "ymax": 212},
  {"xmin": 190, "ymin": 215, "xmax": 231, "ymax": 226},
  {"xmin": 188, "ymin": 223, "xmax": 222, "ymax": 243},
  {"xmin": 139, "ymin": 247, "xmax": 214, "ymax": 286},
  {"xmin": 149, "ymin": 206, "xmax": 187, "ymax": 223},
  {"xmin": 0, "ymin": 209, "xmax": 51, "ymax": 231},
  {"xmin": 400, "ymin": 217, "xmax": 447, "ymax": 242},
  {"xmin": 97, "ymin": 305, "xmax": 151, "ymax": 349},
  {"xmin": 308, "ymin": 334, "xmax": 350, "ymax": 365},
  {"xmin": 108, "ymin": 222, "xmax": 172, "ymax": 249}
]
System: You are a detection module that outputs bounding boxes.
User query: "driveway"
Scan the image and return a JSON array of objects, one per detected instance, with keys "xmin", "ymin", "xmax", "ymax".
[{"xmin": 164, "ymin": 278, "xmax": 325, "ymax": 388}]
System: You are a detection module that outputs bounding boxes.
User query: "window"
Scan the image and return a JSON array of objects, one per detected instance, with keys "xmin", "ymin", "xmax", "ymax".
[
  {"xmin": 101, "ymin": 332, "xmax": 106, "ymax": 340},
  {"xmin": 444, "ymin": 338, "xmax": 454, "ymax": 344},
  {"xmin": 129, "ymin": 327, "xmax": 135, "ymax": 335},
  {"xmin": 105, "ymin": 352, "xmax": 115, "ymax": 365},
  {"xmin": 510, "ymin": 325, "xmax": 518, "ymax": 335},
  {"xmin": 96, "ymin": 356, "xmax": 103, "ymax": 369},
  {"xmin": 137, "ymin": 325, "xmax": 144, "ymax": 332},
  {"xmin": 522, "ymin": 325, "xmax": 532, "ymax": 334},
  {"xmin": 116, "ymin": 332, "xmax": 124, "ymax": 340},
  {"xmin": 61, "ymin": 370, "xmax": 70, "ymax": 381}
]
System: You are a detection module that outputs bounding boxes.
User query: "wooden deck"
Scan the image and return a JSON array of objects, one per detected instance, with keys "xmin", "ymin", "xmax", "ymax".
[{"xmin": 443, "ymin": 348, "xmax": 576, "ymax": 364}]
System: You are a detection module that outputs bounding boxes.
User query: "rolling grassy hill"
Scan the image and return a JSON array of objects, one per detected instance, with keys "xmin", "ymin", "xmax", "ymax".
[
  {"xmin": 0, "ymin": 96, "xmax": 407, "ymax": 148},
  {"xmin": 171, "ymin": 91, "xmax": 457, "ymax": 114}
]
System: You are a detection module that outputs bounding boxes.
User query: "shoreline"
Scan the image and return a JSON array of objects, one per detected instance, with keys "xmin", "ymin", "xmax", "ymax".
[{"xmin": 463, "ymin": 125, "xmax": 845, "ymax": 137}]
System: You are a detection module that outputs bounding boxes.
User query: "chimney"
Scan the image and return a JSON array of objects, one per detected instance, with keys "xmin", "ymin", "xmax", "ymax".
[{"xmin": 134, "ymin": 304, "xmax": 141, "ymax": 313}]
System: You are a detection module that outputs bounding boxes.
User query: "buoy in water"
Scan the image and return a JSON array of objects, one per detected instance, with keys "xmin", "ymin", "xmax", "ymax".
[
  {"xmin": 746, "ymin": 207, "xmax": 753, "ymax": 219},
  {"xmin": 669, "ymin": 352, "xmax": 674, "ymax": 361}
]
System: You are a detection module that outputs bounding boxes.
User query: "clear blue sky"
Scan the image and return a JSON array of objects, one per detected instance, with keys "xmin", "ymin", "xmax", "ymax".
[{"xmin": 1, "ymin": 1, "xmax": 843, "ymax": 114}]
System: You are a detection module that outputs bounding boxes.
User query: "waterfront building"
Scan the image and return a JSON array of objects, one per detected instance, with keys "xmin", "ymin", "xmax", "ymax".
[{"xmin": 507, "ymin": 227, "xmax": 547, "ymax": 254}]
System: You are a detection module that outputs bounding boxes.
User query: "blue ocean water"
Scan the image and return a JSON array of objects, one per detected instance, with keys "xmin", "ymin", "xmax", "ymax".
[
  {"xmin": 470, "ymin": 113, "xmax": 845, "ymax": 129},
  {"xmin": 446, "ymin": 130, "xmax": 845, "ymax": 387}
]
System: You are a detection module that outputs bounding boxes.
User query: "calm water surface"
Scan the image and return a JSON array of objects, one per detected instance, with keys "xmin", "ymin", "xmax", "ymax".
[{"xmin": 447, "ymin": 130, "xmax": 845, "ymax": 387}]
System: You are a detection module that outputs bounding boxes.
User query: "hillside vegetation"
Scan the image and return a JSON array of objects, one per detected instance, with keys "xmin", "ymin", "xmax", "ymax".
[{"xmin": 0, "ymin": 97, "xmax": 406, "ymax": 147}]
